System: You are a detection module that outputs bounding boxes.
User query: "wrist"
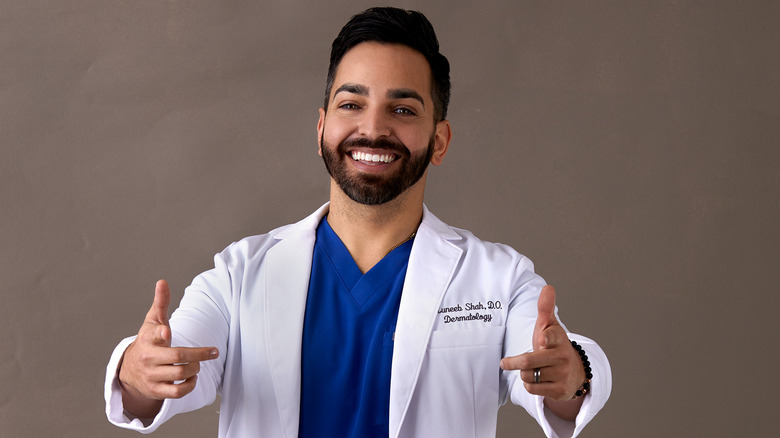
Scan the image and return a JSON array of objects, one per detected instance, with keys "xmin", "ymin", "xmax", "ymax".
[{"xmin": 570, "ymin": 340, "xmax": 592, "ymax": 399}]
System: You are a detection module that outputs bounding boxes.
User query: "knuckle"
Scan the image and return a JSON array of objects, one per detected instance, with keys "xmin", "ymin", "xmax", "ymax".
[
  {"xmin": 519, "ymin": 371, "xmax": 529, "ymax": 383},
  {"xmin": 138, "ymin": 350, "xmax": 154, "ymax": 365},
  {"xmin": 169, "ymin": 386, "xmax": 185, "ymax": 398},
  {"xmin": 515, "ymin": 357, "xmax": 529, "ymax": 370},
  {"xmin": 172, "ymin": 366, "xmax": 188, "ymax": 381},
  {"xmin": 149, "ymin": 383, "xmax": 167, "ymax": 399},
  {"xmin": 171, "ymin": 382, "xmax": 192, "ymax": 399},
  {"xmin": 155, "ymin": 382, "xmax": 176, "ymax": 398}
]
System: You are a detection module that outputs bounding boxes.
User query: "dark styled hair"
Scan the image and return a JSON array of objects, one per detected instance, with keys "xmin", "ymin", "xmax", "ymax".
[{"xmin": 324, "ymin": 7, "xmax": 451, "ymax": 122}]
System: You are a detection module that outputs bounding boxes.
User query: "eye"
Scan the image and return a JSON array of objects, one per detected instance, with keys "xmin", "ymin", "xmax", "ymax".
[
  {"xmin": 338, "ymin": 103, "xmax": 360, "ymax": 110},
  {"xmin": 393, "ymin": 107, "xmax": 417, "ymax": 116}
]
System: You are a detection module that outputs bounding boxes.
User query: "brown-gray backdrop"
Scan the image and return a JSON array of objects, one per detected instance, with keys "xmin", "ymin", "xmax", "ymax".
[{"xmin": 2, "ymin": 0, "xmax": 778, "ymax": 436}]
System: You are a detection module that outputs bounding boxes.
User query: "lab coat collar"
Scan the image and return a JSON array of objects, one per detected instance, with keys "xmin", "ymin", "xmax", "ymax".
[
  {"xmin": 264, "ymin": 205, "xmax": 326, "ymax": 437},
  {"xmin": 389, "ymin": 206, "xmax": 464, "ymax": 437},
  {"xmin": 271, "ymin": 203, "xmax": 460, "ymax": 240}
]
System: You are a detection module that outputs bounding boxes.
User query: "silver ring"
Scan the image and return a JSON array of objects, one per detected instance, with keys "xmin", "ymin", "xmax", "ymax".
[{"xmin": 533, "ymin": 368, "xmax": 541, "ymax": 384}]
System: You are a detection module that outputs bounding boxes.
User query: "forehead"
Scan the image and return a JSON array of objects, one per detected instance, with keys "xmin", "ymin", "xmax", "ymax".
[{"xmin": 331, "ymin": 42, "xmax": 433, "ymax": 101}]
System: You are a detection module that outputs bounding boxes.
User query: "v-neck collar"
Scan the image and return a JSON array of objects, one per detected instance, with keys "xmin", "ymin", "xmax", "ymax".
[{"xmin": 316, "ymin": 217, "xmax": 414, "ymax": 306}]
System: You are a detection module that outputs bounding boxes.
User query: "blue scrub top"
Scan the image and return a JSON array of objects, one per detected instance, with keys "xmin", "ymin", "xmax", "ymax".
[{"xmin": 299, "ymin": 217, "xmax": 413, "ymax": 438}]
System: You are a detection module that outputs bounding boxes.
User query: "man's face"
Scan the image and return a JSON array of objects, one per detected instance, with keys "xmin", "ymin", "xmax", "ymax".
[{"xmin": 317, "ymin": 42, "xmax": 450, "ymax": 205}]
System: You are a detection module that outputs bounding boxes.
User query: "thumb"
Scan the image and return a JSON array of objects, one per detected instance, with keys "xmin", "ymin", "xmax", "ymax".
[
  {"xmin": 146, "ymin": 279, "xmax": 171, "ymax": 327},
  {"xmin": 533, "ymin": 285, "xmax": 559, "ymax": 350}
]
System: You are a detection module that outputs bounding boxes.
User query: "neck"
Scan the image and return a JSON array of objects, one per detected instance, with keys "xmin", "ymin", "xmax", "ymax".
[{"xmin": 327, "ymin": 178, "xmax": 425, "ymax": 273}]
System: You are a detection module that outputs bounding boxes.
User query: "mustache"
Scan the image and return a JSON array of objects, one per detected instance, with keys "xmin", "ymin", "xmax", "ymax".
[{"xmin": 338, "ymin": 137, "xmax": 410, "ymax": 157}]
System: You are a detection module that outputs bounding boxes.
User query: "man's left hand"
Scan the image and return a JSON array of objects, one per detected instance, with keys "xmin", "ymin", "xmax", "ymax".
[{"xmin": 500, "ymin": 285, "xmax": 586, "ymax": 402}]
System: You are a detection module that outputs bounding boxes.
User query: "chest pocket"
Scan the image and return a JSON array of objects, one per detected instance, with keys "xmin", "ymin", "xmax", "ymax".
[{"xmin": 428, "ymin": 325, "xmax": 505, "ymax": 349}]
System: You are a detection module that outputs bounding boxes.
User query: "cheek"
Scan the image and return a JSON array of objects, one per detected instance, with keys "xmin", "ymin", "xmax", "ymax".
[
  {"xmin": 321, "ymin": 121, "xmax": 350, "ymax": 146},
  {"xmin": 399, "ymin": 131, "xmax": 433, "ymax": 153}
]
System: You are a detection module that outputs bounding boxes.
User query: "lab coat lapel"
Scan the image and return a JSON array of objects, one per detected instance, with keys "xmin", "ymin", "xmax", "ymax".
[
  {"xmin": 389, "ymin": 207, "xmax": 463, "ymax": 438},
  {"xmin": 264, "ymin": 205, "xmax": 327, "ymax": 437}
]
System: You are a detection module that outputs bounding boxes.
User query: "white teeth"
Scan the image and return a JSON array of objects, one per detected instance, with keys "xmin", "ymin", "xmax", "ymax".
[{"xmin": 351, "ymin": 151, "xmax": 395, "ymax": 163}]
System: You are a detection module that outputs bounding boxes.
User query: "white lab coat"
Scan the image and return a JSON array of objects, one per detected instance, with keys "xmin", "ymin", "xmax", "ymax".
[{"xmin": 105, "ymin": 204, "xmax": 611, "ymax": 437}]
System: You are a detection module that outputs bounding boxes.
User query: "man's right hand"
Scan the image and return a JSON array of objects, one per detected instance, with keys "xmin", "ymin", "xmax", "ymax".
[{"xmin": 117, "ymin": 280, "xmax": 219, "ymax": 419}]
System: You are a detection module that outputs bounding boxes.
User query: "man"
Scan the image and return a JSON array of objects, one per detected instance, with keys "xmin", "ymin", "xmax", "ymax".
[{"xmin": 105, "ymin": 7, "xmax": 611, "ymax": 438}]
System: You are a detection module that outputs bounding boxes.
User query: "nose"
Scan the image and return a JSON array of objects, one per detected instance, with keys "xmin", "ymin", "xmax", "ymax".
[{"xmin": 358, "ymin": 107, "xmax": 391, "ymax": 139}]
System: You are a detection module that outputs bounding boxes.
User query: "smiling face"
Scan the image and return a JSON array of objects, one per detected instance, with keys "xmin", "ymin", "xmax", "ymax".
[{"xmin": 318, "ymin": 42, "xmax": 451, "ymax": 206}]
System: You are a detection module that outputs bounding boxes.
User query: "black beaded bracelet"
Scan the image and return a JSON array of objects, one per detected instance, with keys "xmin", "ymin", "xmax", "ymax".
[{"xmin": 570, "ymin": 340, "xmax": 592, "ymax": 398}]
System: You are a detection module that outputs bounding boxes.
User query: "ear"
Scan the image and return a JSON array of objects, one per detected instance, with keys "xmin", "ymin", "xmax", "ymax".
[
  {"xmin": 317, "ymin": 108, "xmax": 325, "ymax": 156},
  {"xmin": 430, "ymin": 120, "xmax": 452, "ymax": 166}
]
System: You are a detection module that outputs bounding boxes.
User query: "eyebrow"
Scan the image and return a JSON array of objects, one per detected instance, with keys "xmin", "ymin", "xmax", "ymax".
[
  {"xmin": 387, "ymin": 88, "xmax": 425, "ymax": 108},
  {"xmin": 333, "ymin": 83, "xmax": 426, "ymax": 108},
  {"xmin": 334, "ymin": 83, "xmax": 369, "ymax": 97}
]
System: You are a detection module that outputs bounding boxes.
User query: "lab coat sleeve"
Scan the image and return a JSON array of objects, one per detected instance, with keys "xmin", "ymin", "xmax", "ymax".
[
  {"xmin": 502, "ymin": 257, "xmax": 612, "ymax": 438},
  {"xmin": 104, "ymin": 249, "xmax": 235, "ymax": 433}
]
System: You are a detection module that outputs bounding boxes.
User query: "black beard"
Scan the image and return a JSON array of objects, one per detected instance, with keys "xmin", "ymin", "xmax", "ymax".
[{"xmin": 321, "ymin": 135, "xmax": 435, "ymax": 205}]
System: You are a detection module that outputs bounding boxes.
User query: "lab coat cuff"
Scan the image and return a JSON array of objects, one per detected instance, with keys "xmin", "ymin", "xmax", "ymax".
[
  {"xmin": 104, "ymin": 336, "xmax": 173, "ymax": 433},
  {"xmin": 539, "ymin": 333, "xmax": 611, "ymax": 438}
]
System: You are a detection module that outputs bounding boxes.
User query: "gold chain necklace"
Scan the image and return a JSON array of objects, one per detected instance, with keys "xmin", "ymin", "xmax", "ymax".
[{"xmin": 385, "ymin": 232, "xmax": 416, "ymax": 257}]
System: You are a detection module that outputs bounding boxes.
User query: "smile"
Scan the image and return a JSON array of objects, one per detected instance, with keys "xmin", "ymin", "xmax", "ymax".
[{"xmin": 350, "ymin": 151, "xmax": 397, "ymax": 164}]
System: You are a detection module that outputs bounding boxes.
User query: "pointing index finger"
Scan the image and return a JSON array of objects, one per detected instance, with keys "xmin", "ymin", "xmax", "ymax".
[
  {"xmin": 153, "ymin": 346, "xmax": 220, "ymax": 367},
  {"xmin": 500, "ymin": 351, "xmax": 547, "ymax": 371}
]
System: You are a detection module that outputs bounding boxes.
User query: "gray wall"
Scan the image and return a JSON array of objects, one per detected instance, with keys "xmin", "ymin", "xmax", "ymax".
[{"xmin": 2, "ymin": 1, "xmax": 778, "ymax": 436}]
